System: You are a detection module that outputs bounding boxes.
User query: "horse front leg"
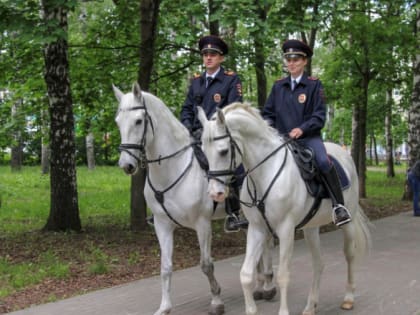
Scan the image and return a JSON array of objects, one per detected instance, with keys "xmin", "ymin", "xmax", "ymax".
[
  {"xmin": 276, "ymin": 223, "xmax": 295, "ymax": 315},
  {"xmin": 153, "ymin": 219, "xmax": 176, "ymax": 315},
  {"xmin": 241, "ymin": 224, "xmax": 267, "ymax": 315},
  {"xmin": 253, "ymin": 236, "xmax": 276, "ymax": 301},
  {"xmin": 196, "ymin": 218, "xmax": 224, "ymax": 315},
  {"xmin": 340, "ymin": 222, "xmax": 357, "ymax": 311},
  {"xmin": 302, "ymin": 227, "xmax": 324, "ymax": 315}
]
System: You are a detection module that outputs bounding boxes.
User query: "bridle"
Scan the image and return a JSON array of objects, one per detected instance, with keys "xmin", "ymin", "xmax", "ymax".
[
  {"xmin": 207, "ymin": 123, "xmax": 291, "ymax": 236},
  {"xmin": 207, "ymin": 126, "xmax": 243, "ymax": 185},
  {"xmin": 118, "ymin": 97, "xmax": 155, "ymax": 169},
  {"xmin": 117, "ymin": 97, "xmax": 194, "ymax": 227}
]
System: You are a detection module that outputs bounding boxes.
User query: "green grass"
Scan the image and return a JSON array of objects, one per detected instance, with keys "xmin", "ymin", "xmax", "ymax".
[
  {"xmin": 0, "ymin": 165, "xmax": 132, "ymax": 234},
  {"xmin": 365, "ymin": 165, "xmax": 407, "ymax": 206},
  {"xmin": 0, "ymin": 250, "xmax": 70, "ymax": 298}
]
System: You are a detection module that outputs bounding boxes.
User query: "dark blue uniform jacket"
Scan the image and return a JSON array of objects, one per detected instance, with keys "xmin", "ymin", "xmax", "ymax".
[
  {"xmin": 262, "ymin": 73, "xmax": 326, "ymax": 137},
  {"xmin": 180, "ymin": 67, "xmax": 242, "ymax": 132}
]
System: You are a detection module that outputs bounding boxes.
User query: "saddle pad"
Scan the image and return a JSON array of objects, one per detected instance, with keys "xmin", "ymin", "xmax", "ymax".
[
  {"xmin": 305, "ymin": 155, "xmax": 350, "ymax": 198},
  {"xmin": 330, "ymin": 155, "xmax": 350, "ymax": 190}
]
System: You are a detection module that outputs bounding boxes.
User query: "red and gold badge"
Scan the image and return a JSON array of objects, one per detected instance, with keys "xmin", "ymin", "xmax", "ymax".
[
  {"xmin": 213, "ymin": 93, "xmax": 222, "ymax": 103},
  {"xmin": 298, "ymin": 93, "xmax": 306, "ymax": 103}
]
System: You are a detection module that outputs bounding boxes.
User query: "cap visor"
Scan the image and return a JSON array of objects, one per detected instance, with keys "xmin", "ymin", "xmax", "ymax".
[{"xmin": 201, "ymin": 48, "xmax": 223, "ymax": 55}]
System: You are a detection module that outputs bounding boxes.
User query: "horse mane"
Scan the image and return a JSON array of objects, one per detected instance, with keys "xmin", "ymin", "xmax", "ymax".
[
  {"xmin": 123, "ymin": 90, "xmax": 189, "ymax": 140},
  {"xmin": 222, "ymin": 102, "xmax": 279, "ymax": 141}
]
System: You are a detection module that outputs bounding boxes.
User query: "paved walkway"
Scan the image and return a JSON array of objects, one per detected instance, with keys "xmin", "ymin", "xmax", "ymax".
[{"xmin": 8, "ymin": 212, "xmax": 420, "ymax": 315}]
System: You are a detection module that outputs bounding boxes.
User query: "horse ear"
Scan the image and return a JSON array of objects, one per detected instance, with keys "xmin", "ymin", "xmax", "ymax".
[
  {"xmin": 197, "ymin": 106, "xmax": 208, "ymax": 127},
  {"xmin": 112, "ymin": 84, "xmax": 124, "ymax": 102},
  {"xmin": 216, "ymin": 108, "xmax": 226, "ymax": 127},
  {"xmin": 132, "ymin": 82, "xmax": 143, "ymax": 102}
]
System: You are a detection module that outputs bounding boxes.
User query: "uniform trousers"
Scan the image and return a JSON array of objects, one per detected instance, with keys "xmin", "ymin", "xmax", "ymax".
[{"xmin": 297, "ymin": 136, "xmax": 332, "ymax": 174}]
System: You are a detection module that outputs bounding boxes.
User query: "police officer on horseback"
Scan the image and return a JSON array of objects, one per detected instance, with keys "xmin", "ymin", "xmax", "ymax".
[
  {"xmin": 180, "ymin": 35, "xmax": 248, "ymax": 232},
  {"xmin": 262, "ymin": 39, "xmax": 352, "ymax": 227}
]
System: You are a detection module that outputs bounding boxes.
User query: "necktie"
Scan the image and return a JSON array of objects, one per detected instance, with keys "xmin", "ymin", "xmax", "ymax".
[
  {"xmin": 206, "ymin": 77, "xmax": 213, "ymax": 88},
  {"xmin": 292, "ymin": 79, "xmax": 297, "ymax": 91}
]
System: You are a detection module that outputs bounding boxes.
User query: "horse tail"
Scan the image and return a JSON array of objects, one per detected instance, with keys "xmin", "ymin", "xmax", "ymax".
[{"xmin": 351, "ymin": 204, "xmax": 373, "ymax": 262}]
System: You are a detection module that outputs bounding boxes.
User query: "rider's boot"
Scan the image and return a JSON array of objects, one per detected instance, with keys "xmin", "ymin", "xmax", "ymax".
[
  {"xmin": 224, "ymin": 184, "xmax": 248, "ymax": 232},
  {"xmin": 322, "ymin": 166, "xmax": 352, "ymax": 227}
]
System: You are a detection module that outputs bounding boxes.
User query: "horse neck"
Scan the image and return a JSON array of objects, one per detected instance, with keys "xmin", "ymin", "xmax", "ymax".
[
  {"xmin": 146, "ymin": 107, "xmax": 192, "ymax": 175},
  {"xmin": 241, "ymin": 135, "xmax": 294, "ymax": 187}
]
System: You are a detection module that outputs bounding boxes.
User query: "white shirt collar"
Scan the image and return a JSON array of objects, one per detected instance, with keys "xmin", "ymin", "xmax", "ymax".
[
  {"xmin": 291, "ymin": 74, "xmax": 303, "ymax": 83},
  {"xmin": 206, "ymin": 67, "xmax": 221, "ymax": 79}
]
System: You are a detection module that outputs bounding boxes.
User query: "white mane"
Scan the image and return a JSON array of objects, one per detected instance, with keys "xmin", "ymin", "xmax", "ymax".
[
  {"xmin": 121, "ymin": 90, "xmax": 189, "ymax": 141},
  {"xmin": 203, "ymin": 102, "xmax": 279, "ymax": 145}
]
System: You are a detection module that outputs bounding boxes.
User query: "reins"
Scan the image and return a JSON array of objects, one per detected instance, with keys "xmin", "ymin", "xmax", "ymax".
[
  {"xmin": 118, "ymin": 97, "xmax": 194, "ymax": 227},
  {"xmin": 208, "ymin": 124, "xmax": 293, "ymax": 237}
]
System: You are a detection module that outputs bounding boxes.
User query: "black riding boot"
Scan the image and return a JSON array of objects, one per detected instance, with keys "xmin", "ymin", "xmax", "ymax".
[
  {"xmin": 322, "ymin": 166, "xmax": 352, "ymax": 227},
  {"xmin": 224, "ymin": 181, "xmax": 248, "ymax": 232}
]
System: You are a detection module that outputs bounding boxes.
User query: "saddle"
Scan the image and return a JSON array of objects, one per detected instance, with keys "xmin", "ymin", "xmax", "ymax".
[
  {"xmin": 288, "ymin": 141, "xmax": 349, "ymax": 197},
  {"xmin": 287, "ymin": 141, "xmax": 350, "ymax": 229}
]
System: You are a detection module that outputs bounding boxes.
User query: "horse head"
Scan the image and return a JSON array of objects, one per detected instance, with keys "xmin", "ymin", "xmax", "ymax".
[
  {"xmin": 114, "ymin": 82, "xmax": 154, "ymax": 175},
  {"xmin": 198, "ymin": 105, "xmax": 243, "ymax": 203}
]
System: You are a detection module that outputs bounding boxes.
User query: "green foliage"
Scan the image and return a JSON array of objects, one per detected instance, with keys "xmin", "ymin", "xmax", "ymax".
[{"xmin": 0, "ymin": 0, "xmax": 417, "ymax": 167}]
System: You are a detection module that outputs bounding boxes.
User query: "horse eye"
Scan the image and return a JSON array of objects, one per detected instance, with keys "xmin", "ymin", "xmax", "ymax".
[
  {"xmin": 135, "ymin": 119, "xmax": 143, "ymax": 126},
  {"xmin": 219, "ymin": 149, "xmax": 229, "ymax": 157}
]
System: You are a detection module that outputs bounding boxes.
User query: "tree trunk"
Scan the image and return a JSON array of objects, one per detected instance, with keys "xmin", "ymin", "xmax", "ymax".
[
  {"xmin": 252, "ymin": 0, "xmax": 269, "ymax": 109},
  {"xmin": 41, "ymin": 109, "xmax": 50, "ymax": 174},
  {"xmin": 385, "ymin": 89, "xmax": 395, "ymax": 177},
  {"xmin": 41, "ymin": 0, "xmax": 81, "ymax": 232},
  {"xmin": 408, "ymin": 7, "xmax": 420, "ymax": 165},
  {"xmin": 127, "ymin": 0, "xmax": 161, "ymax": 231},
  {"xmin": 404, "ymin": 7, "xmax": 420, "ymax": 200},
  {"xmin": 208, "ymin": 0, "xmax": 219, "ymax": 36},
  {"xmin": 10, "ymin": 100, "xmax": 23, "ymax": 171},
  {"xmin": 86, "ymin": 132, "xmax": 95, "ymax": 170},
  {"xmin": 41, "ymin": 142, "xmax": 50, "ymax": 174}
]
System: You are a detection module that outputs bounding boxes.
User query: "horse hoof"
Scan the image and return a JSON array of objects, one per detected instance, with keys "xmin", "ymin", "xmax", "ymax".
[
  {"xmin": 209, "ymin": 303, "xmax": 224, "ymax": 315},
  {"xmin": 341, "ymin": 300, "xmax": 354, "ymax": 310},
  {"xmin": 253, "ymin": 290, "xmax": 264, "ymax": 300},
  {"xmin": 263, "ymin": 287, "xmax": 277, "ymax": 301}
]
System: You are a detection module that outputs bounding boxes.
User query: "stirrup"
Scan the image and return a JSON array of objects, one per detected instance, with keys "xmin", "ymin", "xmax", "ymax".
[
  {"xmin": 146, "ymin": 215, "xmax": 154, "ymax": 227},
  {"xmin": 224, "ymin": 214, "xmax": 241, "ymax": 233},
  {"xmin": 332, "ymin": 204, "xmax": 352, "ymax": 227}
]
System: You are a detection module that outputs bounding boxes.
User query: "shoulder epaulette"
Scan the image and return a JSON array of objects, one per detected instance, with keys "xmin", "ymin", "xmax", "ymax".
[
  {"xmin": 276, "ymin": 77, "xmax": 287, "ymax": 82},
  {"xmin": 193, "ymin": 73, "xmax": 201, "ymax": 79},
  {"xmin": 224, "ymin": 70, "xmax": 236, "ymax": 76},
  {"xmin": 308, "ymin": 76, "xmax": 319, "ymax": 81}
]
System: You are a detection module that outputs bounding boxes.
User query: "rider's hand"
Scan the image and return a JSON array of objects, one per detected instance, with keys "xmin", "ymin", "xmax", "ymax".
[{"xmin": 289, "ymin": 128, "xmax": 303, "ymax": 139}]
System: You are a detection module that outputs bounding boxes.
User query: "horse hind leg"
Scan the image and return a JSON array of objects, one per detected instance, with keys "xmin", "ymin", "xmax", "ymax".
[
  {"xmin": 301, "ymin": 227, "xmax": 324, "ymax": 315},
  {"xmin": 340, "ymin": 222, "xmax": 357, "ymax": 310}
]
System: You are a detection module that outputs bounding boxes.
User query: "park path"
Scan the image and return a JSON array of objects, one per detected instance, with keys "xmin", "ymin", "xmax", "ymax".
[{"xmin": 8, "ymin": 211, "xmax": 420, "ymax": 315}]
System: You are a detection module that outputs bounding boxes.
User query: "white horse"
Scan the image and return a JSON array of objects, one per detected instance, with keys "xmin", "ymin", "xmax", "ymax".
[
  {"xmin": 198, "ymin": 103, "xmax": 372, "ymax": 315},
  {"xmin": 113, "ymin": 83, "xmax": 276, "ymax": 315}
]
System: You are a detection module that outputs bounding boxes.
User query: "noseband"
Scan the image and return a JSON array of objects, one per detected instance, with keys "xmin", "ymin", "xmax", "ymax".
[{"xmin": 207, "ymin": 126, "xmax": 243, "ymax": 185}]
